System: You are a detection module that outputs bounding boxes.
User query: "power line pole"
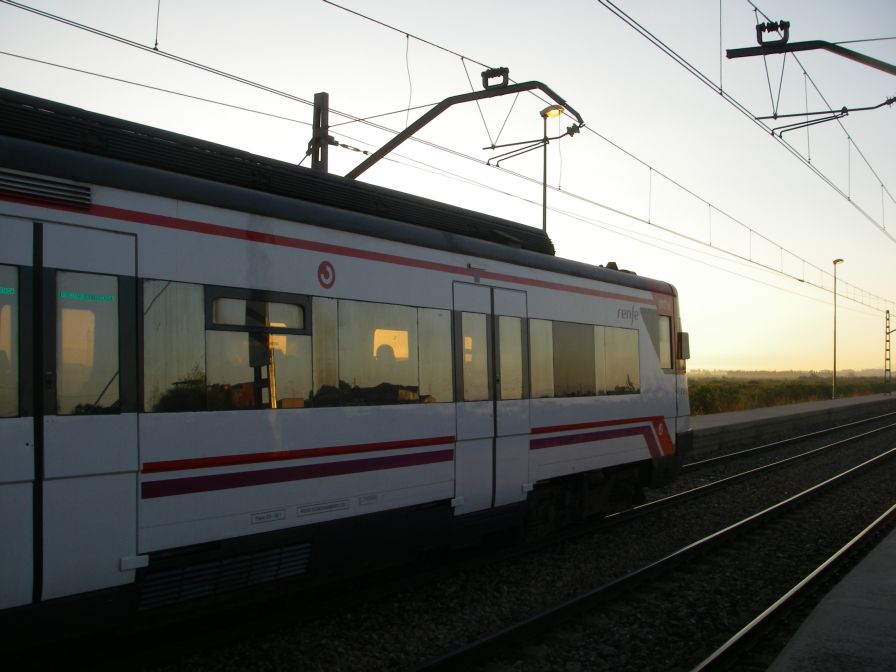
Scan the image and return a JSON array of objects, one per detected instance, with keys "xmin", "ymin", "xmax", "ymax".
[
  {"xmin": 309, "ymin": 92, "xmax": 333, "ymax": 173},
  {"xmin": 887, "ymin": 310, "xmax": 893, "ymax": 394}
]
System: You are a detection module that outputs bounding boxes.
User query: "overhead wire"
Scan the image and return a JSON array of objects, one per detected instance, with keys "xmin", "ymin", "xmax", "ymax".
[
  {"xmin": 745, "ymin": 1, "xmax": 896, "ymax": 213},
  {"xmin": 1, "ymin": 54, "xmax": 889, "ymax": 315},
  {"xmin": 377, "ymin": 143, "xmax": 882, "ymax": 315},
  {"xmin": 550, "ymin": 204, "xmax": 881, "ymax": 317},
  {"xmin": 834, "ymin": 36, "xmax": 896, "ymax": 46},
  {"xmin": 461, "ymin": 57, "xmax": 496, "ymax": 148},
  {"xmin": 310, "ymin": 0, "xmax": 890, "ymax": 308},
  {"xmin": 2, "ymin": 0, "xmax": 892, "ymax": 314},
  {"xmin": 329, "ymin": 101, "xmax": 440, "ymax": 128},
  {"xmin": 0, "ymin": 50, "xmax": 313, "ymax": 127},
  {"xmin": 0, "ymin": 0, "xmax": 315, "ymax": 107},
  {"xmin": 595, "ymin": 0, "xmax": 896, "ymax": 244}
]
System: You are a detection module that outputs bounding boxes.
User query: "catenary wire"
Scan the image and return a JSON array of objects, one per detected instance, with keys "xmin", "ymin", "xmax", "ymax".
[
  {"xmin": 745, "ymin": 1, "xmax": 896, "ymax": 207},
  {"xmin": 595, "ymin": 0, "xmax": 896, "ymax": 244},
  {"xmin": 372, "ymin": 142, "xmax": 881, "ymax": 315},
  {"xmin": 0, "ymin": 51, "xmax": 313, "ymax": 127},
  {"xmin": 307, "ymin": 0, "xmax": 894, "ymax": 306},
  {"xmin": 1, "ymin": 2, "xmax": 891, "ymax": 312}
]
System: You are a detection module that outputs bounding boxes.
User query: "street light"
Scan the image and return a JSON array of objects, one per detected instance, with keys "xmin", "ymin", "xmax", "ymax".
[
  {"xmin": 833, "ymin": 258, "xmax": 844, "ymax": 399},
  {"xmin": 540, "ymin": 104, "xmax": 564, "ymax": 232}
]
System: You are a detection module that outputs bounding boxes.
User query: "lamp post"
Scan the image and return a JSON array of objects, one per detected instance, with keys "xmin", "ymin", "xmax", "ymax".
[
  {"xmin": 832, "ymin": 258, "xmax": 844, "ymax": 399},
  {"xmin": 540, "ymin": 105, "xmax": 564, "ymax": 232}
]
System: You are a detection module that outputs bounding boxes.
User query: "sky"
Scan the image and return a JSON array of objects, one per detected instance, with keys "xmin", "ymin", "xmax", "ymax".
[{"xmin": 1, "ymin": 0, "xmax": 894, "ymax": 373}]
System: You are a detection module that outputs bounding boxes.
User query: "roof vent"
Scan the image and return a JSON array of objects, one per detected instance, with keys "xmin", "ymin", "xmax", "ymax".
[{"xmin": 0, "ymin": 169, "xmax": 91, "ymax": 211}]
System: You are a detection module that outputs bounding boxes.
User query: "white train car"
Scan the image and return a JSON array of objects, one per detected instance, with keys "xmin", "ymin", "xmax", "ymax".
[{"xmin": 0, "ymin": 88, "xmax": 689, "ymax": 632}]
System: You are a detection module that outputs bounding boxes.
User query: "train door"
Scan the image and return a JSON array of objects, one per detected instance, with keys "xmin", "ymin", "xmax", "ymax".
[
  {"xmin": 0, "ymin": 217, "xmax": 33, "ymax": 608},
  {"xmin": 37, "ymin": 222, "xmax": 141, "ymax": 601},
  {"xmin": 452, "ymin": 282, "xmax": 530, "ymax": 515}
]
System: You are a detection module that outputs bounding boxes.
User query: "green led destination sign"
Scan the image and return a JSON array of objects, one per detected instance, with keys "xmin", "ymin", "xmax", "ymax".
[
  {"xmin": 0, "ymin": 287, "xmax": 14, "ymax": 296},
  {"xmin": 59, "ymin": 291, "xmax": 114, "ymax": 303}
]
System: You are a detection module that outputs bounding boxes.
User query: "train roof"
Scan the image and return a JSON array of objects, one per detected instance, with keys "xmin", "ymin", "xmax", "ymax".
[{"xmin": 0, "ymin": 87, "xmax": 675, "ymax": 297}]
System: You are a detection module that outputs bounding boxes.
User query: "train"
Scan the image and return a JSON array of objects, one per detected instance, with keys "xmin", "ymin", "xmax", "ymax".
[{"xmin": 0, "ymin": 87, "xmax": 690, "ymax": 637}]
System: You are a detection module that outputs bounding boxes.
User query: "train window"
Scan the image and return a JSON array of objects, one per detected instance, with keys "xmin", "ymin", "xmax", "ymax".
[
  {"xmin": 418, "ymin": 308, "xmax": 453, "ymax": 403},
  {"xmin": 461, "ymin": 312, "xmax": 489, "ymax": 401},
  {"xmin": 205, "ymin": 331, "xmax": 312, "ymax": 409},
  {"xmin": 143, "ymin": 280, "xmax": 205, "ymax": 412},
  {"xmin": 498, "ymin": 315, "xmax": 523, "ymax": 400},
  {"xmin": 594, "ymin": 326, "xmax": 607, "ymax": 395},
  {"xmin": 0, "ymin": 265, "xmax": 17, "ymax": 417},
  {"xmin": 204, "ymin": 288, "xmax": 311, "ymax": 411},
  {"xmin": 56, "ymin": 271, "xmax": 119, "ymax": 414},
  {"xmin": 658, "ymin": 315, "xmax": 673, "ymax": 369},
  {"xmin": 336, "ymin": 300, "xmax": 419, "ymax": 405},
  {"xmin": 604, "ymin": 327, "xmax": 640, "ymax": 394},
  {"xmin": 212, "ymin": 298, "xmax": 304, "ymax": 330},
  {"xmin": 529, "ymin": 319, "xmax": 554, "ymax": 398},
  {"xmin": 270, "ymin": 334, "xmax": 313, "ymax": 407},
  {"xmin": 312, "ymin": 297, "xmax": 338, "ymax": 404},
  {"xmin": 639, "ymin": 308, "xmax": 671, "ymax": 373},
  {"xmin": 552, "ymin": 321, "xmax": 596, "ymax": 397},
  {"xmin": 212, "ymin": 297, "xmax": 247, "ymax": 326},
  {"xmin": 530, "ymin": 320, "xmax": 639, "ymax": 398}
]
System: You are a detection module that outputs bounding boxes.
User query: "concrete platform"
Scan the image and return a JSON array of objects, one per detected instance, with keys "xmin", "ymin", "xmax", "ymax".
[
  {"xmin": 687, "ymin": 393, "xmax": 896, "ymax": 455},
  {"xmin": 767, "ymin": 527, "xmax": 896, "ymax": 672},
  {"xmin": 689, "ymin": 392, "xmax": 896, "ymax": 431}
]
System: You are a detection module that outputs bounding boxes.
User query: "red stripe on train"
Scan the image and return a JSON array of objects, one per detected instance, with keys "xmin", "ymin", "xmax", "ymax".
[
  {"xmin": 141, "ymin": 449, "xmax": 454, "ymax": 499},
  {"xmin": 531, "ymin": 416, "xmax": 665, "ymax": 435},
  {"xmin": 142, "ymin": 435, "xmax": 457, "ymax": 474},
  {"xmin": 530, "ymin": 416, "xmax": 676, "ymax": 458}
]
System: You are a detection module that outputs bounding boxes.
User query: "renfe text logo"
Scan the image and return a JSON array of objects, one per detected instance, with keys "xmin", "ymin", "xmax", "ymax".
[{"xmin": 617, "ymin": 305, "xmax": 639, "ymax": 325}]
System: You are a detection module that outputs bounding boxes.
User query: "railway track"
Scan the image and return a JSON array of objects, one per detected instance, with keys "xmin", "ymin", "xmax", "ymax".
[
  {"xmin": 621, "ymin": 414, "xmax": 896, "ymax": 522},
  {"xmin": 412, "ymin": 445, "xmax": 896, "ymax": 672},
  {"xmin": 692, "ymin": 502, "xmax": 896, "ymax": 671},
  {"xmin": 683, "ymin": 410, "xmax": 896, "ymax": 472}
]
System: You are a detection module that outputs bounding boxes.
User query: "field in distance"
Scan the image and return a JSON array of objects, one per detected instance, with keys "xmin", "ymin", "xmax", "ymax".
[{"xmin": 688, "ymin": 370, "xmax": 892, "ymax": 415}]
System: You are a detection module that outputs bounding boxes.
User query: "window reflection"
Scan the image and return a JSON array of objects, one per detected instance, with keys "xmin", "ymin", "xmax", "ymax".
[
  {"xmin": 213, "ymin": 297, "xmax": 245, "ymax": 326},
  {"xmin": 0, "ymin": 265, "xmax": 17, "ymax": 417},
  {"xmin": 373, "ymin": 329, "xmax": 409, "ymax": 360},
  {"xmin": 144, "ymin": 283, "xmax": 457, "ymax": 412},
  {"xmin": 418, "ymin": 308, "xmax": 453, "ymax": 403},
  {"xmin": 594, "ymin": 326, "xmax": 607, "ymax": 395},
  {"xmin": 206, "ymin": 331, "xmax": 257, "ymax": 409},
  {"xmin": 462, "ymin": 312, "xmax": 489, "ymax": 401},
  {"xmin": 498, "ymin": 316, "xmax": 523, "ymax": 400},
  {"xmin": 529, "ymin": 319, "xmax": 554, "ymax": 399},
  {"xmin": 205, "ymin": 330, "xmax": 313, "ymax": 410},
  {"xmin": 335, "ymin": 300, "xmax": 419, "ymax": 405},
  {"xmin": 205, "ymin": 292, "xmax": 311, "ymax": 411},
  {"xmin": 213, "ymin": 297, "xmax": 303, "ymax": 329},
  {"xmin": 553, "ymin": 321, "xmax": 596, "ymax": 397},
  {"xmin": 57, "ymin": 271, "xmax": 119, "ymax": 415},
  {"xmin": 529, "ymin": 318, "xmax": 640, "ymax": 399},
  {"xmin": 312, "ymin": 297, "xmax": 338, "ymax": 402},
  {"xmin": 659, "ymin": 315, "xmax": 672, "ymax": 369},
  {"xmin": 271, "ymin": 334, "xmax": 312, "ymax": 408},
  {"xmin": 604, "ymin": 326, "xmax": 640, "ymax": 394},
  {"xmin": 144, "ymin": 280, "xmax": 205, "ymax": 412}
]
